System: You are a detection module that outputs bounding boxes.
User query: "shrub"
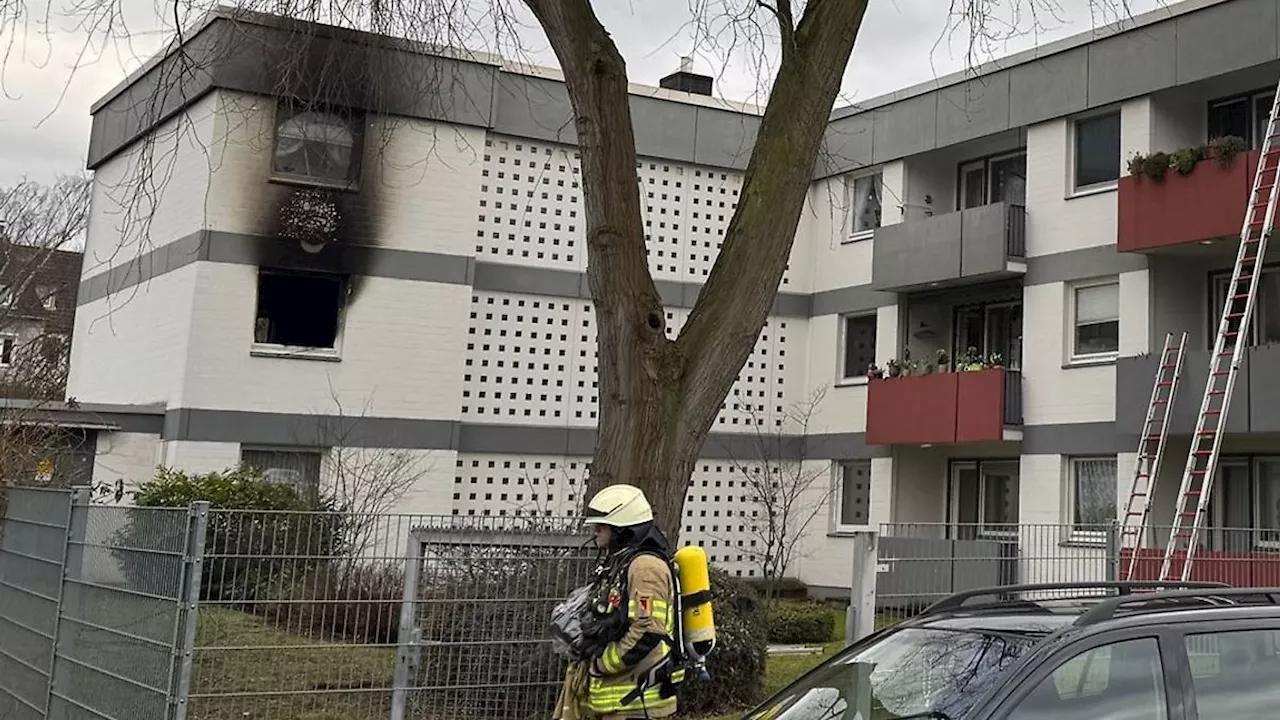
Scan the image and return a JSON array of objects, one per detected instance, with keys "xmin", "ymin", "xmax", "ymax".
[
  {"xmin": 122, "ymin": 465, "xmax": 344, "ymax": 604},
  {"xmin": 1170, "ymin": 145, "xmax": 1205, "ymax": 175},
  {"xmin": 679, "ymin": 567, "xmax": 769, "ymax": 717},
  {"xmin": 765, "ymin": 600, "xmax": 838, "ymax": 645},
  {"xmin": 268, "ymin": 561, "xmax": 405, "ymax": 644},
  {"xmin": 1210, "ymin": 134, "xmax": 1248, "ymax": 167}
]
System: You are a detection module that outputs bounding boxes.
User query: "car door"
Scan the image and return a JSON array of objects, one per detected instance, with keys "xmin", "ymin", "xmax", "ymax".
[
  {"xmin": 974, "ymin": 628, "xmax": 1187, "ymax": 720},
  {"xmin": 1173, "ymin": 617, "xmax": 1280, "ymax": 719}
]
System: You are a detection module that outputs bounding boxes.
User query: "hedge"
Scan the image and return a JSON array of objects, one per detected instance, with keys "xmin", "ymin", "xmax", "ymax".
[
  {"xmin": 678, "ymin": 567, "xmax": 770, "ymax": 716},
  {"xmin": 765, "ymin": 600, "xmax": 838, "ymax": 645}
]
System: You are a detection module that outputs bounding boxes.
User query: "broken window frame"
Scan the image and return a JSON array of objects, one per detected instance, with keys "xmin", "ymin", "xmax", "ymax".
[
  {"xmin": 270, "ymin": 100, "xmax": 365, "ymax": 190},
  {"xmin": 250, "ymin": 268, "xmax": 347, "ymax": 360}
]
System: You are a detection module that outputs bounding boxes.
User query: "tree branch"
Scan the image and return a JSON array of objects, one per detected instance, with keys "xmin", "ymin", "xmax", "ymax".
[{"xmin": 675, "ymin": 0, "xmax": 867, "ymax": 436}]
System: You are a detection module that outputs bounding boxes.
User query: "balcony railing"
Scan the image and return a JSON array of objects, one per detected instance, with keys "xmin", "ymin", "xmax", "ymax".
[
  {"xmin": 871, "ymin": 202, "xmax": 1027, "ymax": 292},
  {"xmin": 866, "ymin": 367, "xmax": 1022, "ymax": 445},
  {"xmin": 1117, "ymin": 149, "xmax": 1260, "ymax": 252}
]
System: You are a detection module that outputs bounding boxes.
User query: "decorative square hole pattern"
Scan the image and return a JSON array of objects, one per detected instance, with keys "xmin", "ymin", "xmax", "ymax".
[
  {"xmin": 463, "ymin": 291, "xmax": 799, "ymax": 430},
  {"xmin": 475, "ymin": 134, "xmax": 793, "ymax": 286},
  {"xmin": 452, "ymin": 453, "xmax": 779, "ymax": 577}
]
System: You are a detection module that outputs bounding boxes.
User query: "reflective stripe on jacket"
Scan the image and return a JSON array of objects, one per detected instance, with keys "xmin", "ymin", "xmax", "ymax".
[{"xmin": 587, "ymin": 553, "xmax": 681, "ymax": 717}]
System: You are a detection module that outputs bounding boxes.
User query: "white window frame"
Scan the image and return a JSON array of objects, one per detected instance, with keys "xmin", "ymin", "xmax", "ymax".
[
  {"xmin": 36, "ymin": 285, "xmax": 56, "ymax": 311},
  {"xmin": 1252, "ymin": 457, "xmax": 1280, "ymax": 550},
  {"xmin": 0, "ymin": 284, "xmax": 11, "ymax": 308},
  {"xmin": 1067, "ymin": 456, "xmax": 1118, "ymax": 544},
  {"xmin": 250, "ymin": 269, "xmax": 347, "ymax": 362},
  {"xmin": 843, "ymin": 170, "xmax": 883, "ymax": 242},
  {"xmin": 1067, "ymin": 277, "xmax": 1120, "ymax": 364},
  {"xmin": 957, "ymin": 150, "xmax": 1028, "ymax": 210},
  {"xmin": 1071, "ymin": 109, "xmax": 1122, "ymax": 194},
  {"xmin": 0, "ymin": 334, "xmax": 14, "ymax": 367},
  {"xmin": 832, "ymin": 460, "xmax": 873, "ymax": 533},
  {"xmin": 838, "ymin": 311, "xmax": 877, "ymax": 386}
]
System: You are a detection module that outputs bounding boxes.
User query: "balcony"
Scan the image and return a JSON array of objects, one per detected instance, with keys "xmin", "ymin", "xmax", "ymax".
[
  {"xmin": 866, "ymin": 368, "xmax": 1023, "ymax": 445},
  {"xmin": 871, "ymin": 203, "xmax": 1026, "ymax": 292},
  {"xmin": 1116, "ymin": 343, "xmax": 1280, "ymax": 435},
  {"xmin": 1117, "ymin": 149, "xmax": 1260, "ymax": 253}
]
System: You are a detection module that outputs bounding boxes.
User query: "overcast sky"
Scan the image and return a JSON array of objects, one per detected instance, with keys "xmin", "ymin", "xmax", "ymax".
[{"xmin": 0, "ymin": 0, "xmax": 1168, "ymax": 187}]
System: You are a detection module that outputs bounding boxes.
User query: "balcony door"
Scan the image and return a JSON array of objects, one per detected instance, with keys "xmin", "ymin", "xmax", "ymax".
[
  {"xmin": 951, "ymin": 460, "xmax": 1020, "ymax": 539},
  {"xmin": 957, "ymin": 151, "xmax": 1027, "ymax": 210},
  {"xmin": 953, "ymin": 301, "xmax": 1023, "ymax": 369}
]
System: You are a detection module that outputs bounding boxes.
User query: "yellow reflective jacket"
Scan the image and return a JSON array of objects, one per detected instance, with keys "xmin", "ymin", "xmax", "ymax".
[{"xmin": 586, "ymin": 552, "xmax": 683, "ymax": 718}]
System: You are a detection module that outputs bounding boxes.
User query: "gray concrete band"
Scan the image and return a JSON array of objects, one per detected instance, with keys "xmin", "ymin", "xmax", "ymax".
[
  {"xmin": 53, "ymin": 401, "xmax": 1129, "ymax": 456},
  {"xmin": 76, "ymin": 230, "xmax": 1149, "ymax": 318},
  {"xmin": 88, "ymin": 1, "xmax": 1280, "ymax": 181}
]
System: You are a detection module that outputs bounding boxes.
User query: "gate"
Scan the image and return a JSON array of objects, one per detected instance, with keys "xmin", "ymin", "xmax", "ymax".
[
  {"xmin": 391, "ymin": 518, "xmax": 596, "ymax": 720},
  {"xmin": 0, "ymin": 487, "xmax": 206, "ymax": 720}
]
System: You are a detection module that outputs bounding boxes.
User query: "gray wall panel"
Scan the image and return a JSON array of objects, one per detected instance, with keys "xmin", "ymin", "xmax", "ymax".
[
  {"xmin": 871, "ymin": 212, "xmax": 962, "ymax": 290},
  {"xmin": 1087, "ymin": 22, "xmax": 1178, "ymax": 108},
  {"xmin": 1176, "ymin": 0, "xmax": 1279, "ymax": 85},
  {"xmin": 1024, "ymin": 244, "xmax": 1148, "ymax": 285},
  {"xmin": 692, "ymin": 107, "xmax": 759, "ymax": 170},
  {"xmin": 630, "ymin": 96, "xmax": 698, "ymax": 163},
  {"xmin": 935, "ymin": 73, "xmax": 1011, "ymax": 148},
  {"xmin": 1007, "ymin": 48, "xmax": 1090, "ymax": 127},
  {"xmin": 1022, "ymin": 421, "xmax": 1121, "ymax": 455},
  {"xmin": 1117, "ymin": 350, "xmax": 1250, "ymax": 435},
  {"xmin": 810, "ymin": 284, "xmax": 897, "ymax": 317},
  {"xmin": 1247, "ymin": 344, "xmax": 1280, "ymax": 432},
  {"xmin": 817, "ymin": 114, "xmax": 874, "ymax": 177},
  {"xmin": 871, "ymin": 93, "xmax": 938, "ymax": 165},
  {"xmin": 960, "ymin": 203, "xmax": 1010, "ymax": 278},
  {"xmin": 490, "ymin": 74, "xmax": 577, "ymax": 145}
]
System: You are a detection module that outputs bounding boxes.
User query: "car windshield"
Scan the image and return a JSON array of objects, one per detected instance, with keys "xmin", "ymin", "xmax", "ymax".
[{"xmin": 744, "ymin": 627, "xmax": 1040, "ymax": 720}]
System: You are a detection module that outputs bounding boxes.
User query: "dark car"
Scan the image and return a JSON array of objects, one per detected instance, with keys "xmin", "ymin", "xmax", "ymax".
[{"xmin": 741, "ymin": 581, "xmax": 1280, "ymax": 720}]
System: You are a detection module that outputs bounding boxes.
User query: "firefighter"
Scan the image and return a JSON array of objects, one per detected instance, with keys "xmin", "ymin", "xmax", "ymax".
[{"xmin": 553, "ymin": 484, "xmax": 683, "ymax": 720}]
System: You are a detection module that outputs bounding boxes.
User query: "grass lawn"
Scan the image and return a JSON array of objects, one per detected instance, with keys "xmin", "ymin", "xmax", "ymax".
[{"xmin": 188, "ymin": 607, "xmax": 397, "ymax": 720}]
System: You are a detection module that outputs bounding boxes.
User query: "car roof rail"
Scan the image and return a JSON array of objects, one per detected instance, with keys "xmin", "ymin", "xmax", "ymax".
[
  {"xmin": 922, "ymin": 581, "xmax": 1230, "ymax": 616},
  {"xmin": 1075, "ymin": 586, "xmax": 1280, "ymax": 626}
]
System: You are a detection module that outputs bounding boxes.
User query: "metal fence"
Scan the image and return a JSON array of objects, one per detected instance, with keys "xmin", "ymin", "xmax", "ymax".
[
  {"xmin": 11, "ymin": 488, "xmax": 1280, "ymax": 720},
  {"xmin": 0, "ymin": 487, "xmax": 203, "ymax": 720}
]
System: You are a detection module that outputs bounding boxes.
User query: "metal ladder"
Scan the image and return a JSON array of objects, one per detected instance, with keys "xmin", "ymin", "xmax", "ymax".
[
  {"xmin": 1120, "ymin": 332, "xmax": 1188, "ymax": 582},
  {"xmin": 1159, "ymin": 86, "xmax": 1280, "ymax": 583}
]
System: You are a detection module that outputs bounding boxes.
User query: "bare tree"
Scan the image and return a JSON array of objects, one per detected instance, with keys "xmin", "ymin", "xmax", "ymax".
[
  {"xmin": 0, "ymin": 1, "xmax": 1144, "ymax": 539},
  {"xmin": 719, "ymin": 386, "xmax": 830, "ymax": 597},
  {"xmin": 0, "ymin": 175, "xmax": 90, "ymax": 490}
]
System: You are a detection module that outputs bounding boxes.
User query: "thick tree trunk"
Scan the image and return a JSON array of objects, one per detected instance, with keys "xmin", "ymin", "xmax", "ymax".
[{"xmin": 524, "ymin": 0, "xmax": 868, "ymax": 540}]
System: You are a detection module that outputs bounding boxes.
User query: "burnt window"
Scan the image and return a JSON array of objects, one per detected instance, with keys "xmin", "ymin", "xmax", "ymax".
[
  {"xmin": 272, "ymin": 103, "xmax": 362, "ymax": 187},
  {"xmin": 253, "ymin": 270, "xmax": 344, "ymax": 349}
]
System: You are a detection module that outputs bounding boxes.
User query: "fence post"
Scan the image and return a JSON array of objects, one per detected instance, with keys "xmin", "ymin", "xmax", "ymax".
[
  {"xmin": 846, "ymin": 531, "xmax": 878, "ymax": 645},
  {"xmin": 1106, "ymin": 519, "xmax": 1120, "ymax": 582},
  {"xmin": 45, "ymin": 486, "xmax": 89, "ymax": 716},
  {"xmin": 172, "ymin": 501, "xmax": 209, "ymax": 720},
  {"xmin": 390, "ymin": 529, "xmax": 425, "ymax": 720}
]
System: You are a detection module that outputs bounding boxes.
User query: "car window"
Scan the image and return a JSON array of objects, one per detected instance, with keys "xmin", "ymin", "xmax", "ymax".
[
  {"xmin": 743, "ymin": 627, "xmax": 1037, "ymax": 720},
  {"xmin": 1004, "ymin": 637, "xmax": 1168, "ymax": 720},
  {"xmin": 1183, "ymin": 627, "xmax": 1280, "ymax": 717}
]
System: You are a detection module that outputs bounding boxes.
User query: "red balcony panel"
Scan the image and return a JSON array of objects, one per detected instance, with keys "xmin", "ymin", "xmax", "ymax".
[
  {"xmin": 866, "ymin": 373, "xmax": 958, "ymax": 445},
  {"xmin": 955, "ymin": 369, "xmax": 1007, "ymax": 443},
  {"xmin": 1121, "ymin": 547, "xmax": 1280, "ymax": 586},
  {"xmin": 1117, "ymin": 150, "xmax": 1260, "ymax": 252}
]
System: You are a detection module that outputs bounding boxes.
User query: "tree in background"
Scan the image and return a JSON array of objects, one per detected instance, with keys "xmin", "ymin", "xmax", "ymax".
[
  {"xmin": 0, "ymin": 175, "xmax": 90, "ymax": 490},
  {"xmin": 720, "ymin": 386, "xmax": 831, "ymax": 598}
]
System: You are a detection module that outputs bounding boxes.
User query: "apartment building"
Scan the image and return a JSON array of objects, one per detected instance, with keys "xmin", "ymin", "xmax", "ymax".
[
  {"xmin": 0, "ymin": 239, "xmax": 78, "ymax": 399},
  {"xmin": 64, "ymin": 0, "xmax": 1280, "ymax": 591}
]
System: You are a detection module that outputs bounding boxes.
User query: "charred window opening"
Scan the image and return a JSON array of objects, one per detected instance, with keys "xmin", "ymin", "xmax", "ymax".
[
  {"xmin": 254, "ymin": 270, "xmax": 345, "ymax": 349},
  {"xmin": 271, "ymin": 101, "xmax": 363, "ymax": 188}
]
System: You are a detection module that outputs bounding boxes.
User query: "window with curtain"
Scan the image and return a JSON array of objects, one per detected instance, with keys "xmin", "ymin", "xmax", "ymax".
[
  {"xmin": 1211, "ymin": 267, "xmax": 1280, "ymax": 348},
  {"xmin": 1256, "ymin": 459, "xmax": 1280, "ymax": 545},
  {"xmin": 1071, "ymin": 457, "xmax": 1117, "ymax": 535},
  {"xmin": 846, "ymin": 172, "xmax": 883, "ymax": 237},
  {"xmin": 273, "ymin": 105, "xmax": 361, "ymax": 186},
  {"xmin": 842, "ymin": 313, "xmax": 877, "ymax": 380},
  {"xmin": 241, "ymin": 448, "xmax": 323, "ymax": 503},
  {"xmin": 1072, "ymin": 280, "xmax": 1119, "ymax": 359}
]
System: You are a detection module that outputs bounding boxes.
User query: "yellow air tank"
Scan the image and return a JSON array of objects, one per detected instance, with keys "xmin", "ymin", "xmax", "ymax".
[{"xmin": 674, "ymin": 545, "xmax": 716, "ymax": 676}]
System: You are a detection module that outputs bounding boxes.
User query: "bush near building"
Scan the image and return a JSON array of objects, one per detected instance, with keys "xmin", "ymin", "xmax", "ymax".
[{"xmin": 765, "ymin": 600, "xmax": 839, "ymax": 645}]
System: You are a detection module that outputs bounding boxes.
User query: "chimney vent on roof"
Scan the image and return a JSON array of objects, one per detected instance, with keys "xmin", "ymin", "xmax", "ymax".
[{"xmin": 660, "ymin": 56, "xmax": 712, "ymax": 97}]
